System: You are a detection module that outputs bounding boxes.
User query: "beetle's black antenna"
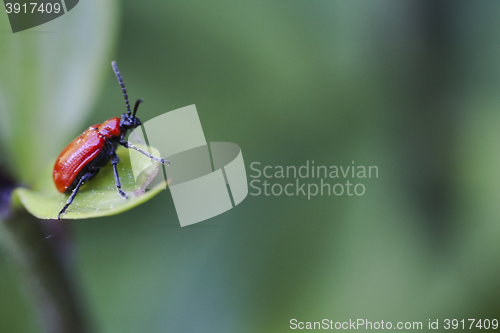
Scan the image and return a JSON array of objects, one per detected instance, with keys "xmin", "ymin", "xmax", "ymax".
[
  {"xmin": 112, "ymin": 61, "xmax": 131, "ymax": 115},
  {"xmin": 133, "ymin": 99, "xmax": 143, "ymax": 118}
]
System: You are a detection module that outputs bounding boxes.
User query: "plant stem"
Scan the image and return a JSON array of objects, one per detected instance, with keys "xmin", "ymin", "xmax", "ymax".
[{"xmin": 0, "ymin": 172, "xmax": 89, "ymax": 333}]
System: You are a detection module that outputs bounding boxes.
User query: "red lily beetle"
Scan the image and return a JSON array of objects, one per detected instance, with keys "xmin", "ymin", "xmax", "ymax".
[{"xmin": 53, "ymin": 61, "xmax": 168, "ymax": 220}]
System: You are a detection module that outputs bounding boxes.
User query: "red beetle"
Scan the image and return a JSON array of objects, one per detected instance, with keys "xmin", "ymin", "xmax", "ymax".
[{"xmin": 53, "ymin": 61, "xmax": 168, "ymax": 219}]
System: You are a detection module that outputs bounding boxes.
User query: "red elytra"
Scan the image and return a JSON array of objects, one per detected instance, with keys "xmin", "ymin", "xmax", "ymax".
[{"xmin": 53, "ymin": 117, "xmax": 121, "ymax": 193}]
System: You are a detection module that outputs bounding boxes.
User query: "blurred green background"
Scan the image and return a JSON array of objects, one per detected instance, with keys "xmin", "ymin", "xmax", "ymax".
[{"xmin": 1, "ymin": 0, "xmax": 500, "ymax": 332}]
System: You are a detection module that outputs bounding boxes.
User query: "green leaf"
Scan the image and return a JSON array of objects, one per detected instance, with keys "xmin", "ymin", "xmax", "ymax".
[
  {"xmin": 0, "ymin": 0, "xmax": 119, "ymax": 184},
  {"xmin": 13, "ymin": 146, "xmax": 166, "ymax": 220}
]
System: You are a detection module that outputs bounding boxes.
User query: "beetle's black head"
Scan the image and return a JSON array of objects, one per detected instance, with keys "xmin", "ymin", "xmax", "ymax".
[{"xmin": 120, "ymin": 99, "xmax": 142, "ymax": 133}]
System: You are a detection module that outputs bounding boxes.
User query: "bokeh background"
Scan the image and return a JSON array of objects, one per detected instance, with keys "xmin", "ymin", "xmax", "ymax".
[{"xmin": 1, "ymin": 0, "xmax": 500, "ymax": 332}]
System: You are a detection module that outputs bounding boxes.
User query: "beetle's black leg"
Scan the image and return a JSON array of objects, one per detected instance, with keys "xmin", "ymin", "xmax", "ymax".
[
  {"xmin": 110, "ymin": 151, "xmax": 128, "ymax": 199},
  {"xmin": 58, "ymin": 172, "xmax": 94, "ymax": 220},
  {"xmin": 119, "ymin": 140, "xmax": 170, "ymax": 165}
]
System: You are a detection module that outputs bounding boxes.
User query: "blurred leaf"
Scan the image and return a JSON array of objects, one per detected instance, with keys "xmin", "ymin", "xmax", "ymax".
[
  {"xmin": 0, "ymin": 0, "xmax": 118, "ymax": 184},
  {"xmin": 13, "ymin": 146, "xmax": 166, "ymax": 220}
]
